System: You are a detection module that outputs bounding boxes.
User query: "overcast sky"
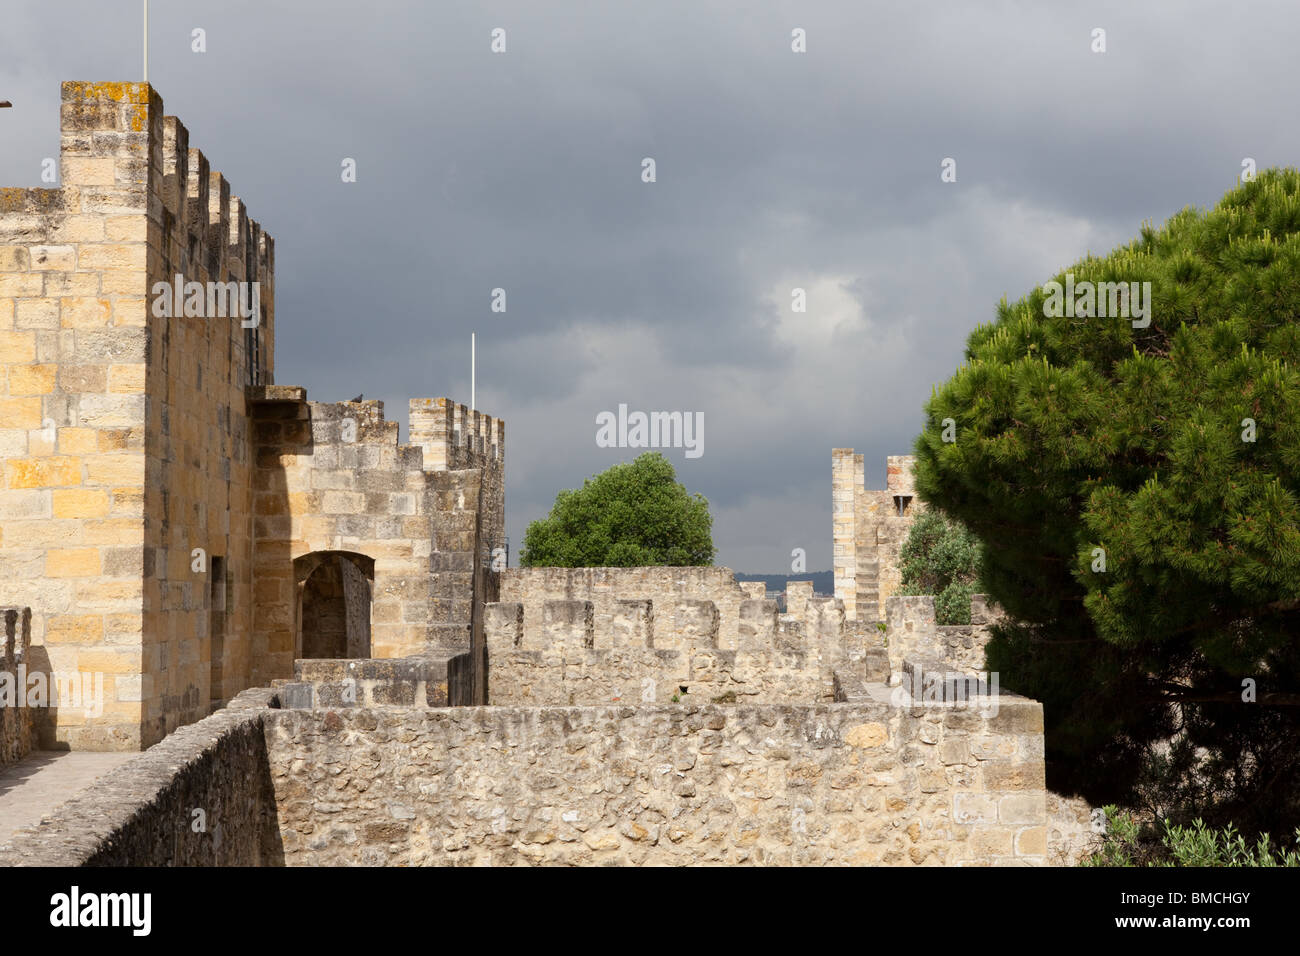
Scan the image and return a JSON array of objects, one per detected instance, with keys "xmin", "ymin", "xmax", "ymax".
[{"xmin": 3, "ymin": 1, "xmax": 1298, "ymax": 571}]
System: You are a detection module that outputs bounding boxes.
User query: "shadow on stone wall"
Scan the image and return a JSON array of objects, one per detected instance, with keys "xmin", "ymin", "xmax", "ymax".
[
  {"xmin": 0, "ymin": 687, "xmax": 285, "ymax": 867},
  {"xmin": 2, "ymin": 608, "xmax": 46, "ymax": 766}
]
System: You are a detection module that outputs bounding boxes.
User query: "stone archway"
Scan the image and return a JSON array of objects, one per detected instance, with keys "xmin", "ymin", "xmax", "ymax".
[{"xmin": 293, "ymin": 551, "xmax": 375, "ymax": 659}]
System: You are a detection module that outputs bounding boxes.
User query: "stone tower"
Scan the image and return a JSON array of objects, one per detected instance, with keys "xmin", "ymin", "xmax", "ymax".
[
  {"xmin": 832, "ymin": 450, "xmax": 922, "ymax": 622},
  {"xmin": 0, "ymin": 83, "xmax": 503, "ymax": 751}
]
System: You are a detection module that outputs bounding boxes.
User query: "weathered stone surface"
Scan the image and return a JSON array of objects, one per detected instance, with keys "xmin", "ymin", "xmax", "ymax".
[
  {"xmin": 264, "ymin": 699, "xmax": 1048, "ymax": 867},
  {"xmin": 1047, "ymin": 791, "xmax": 1105, "ymax": 866},
  {"xmin": 2, "ymin": 675, "xmax": 1056, "ymax": 867},
  {"xmin": 487, "ymin": 571, "xmax": 849, "ymax": 706}
]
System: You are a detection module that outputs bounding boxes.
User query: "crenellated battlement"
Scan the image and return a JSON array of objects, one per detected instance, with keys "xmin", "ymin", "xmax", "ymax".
[
  {"xmin": 408, "ymin": 397, "xmax": 505, "ymax": 472},
  {"xmin": 57, "ymin": 83, "xmax": 276, "ymax": 281},
  {"xmin": 244, "ymin": 384, "xmax": 504, "ymax": 671},
  {"xmin": 42, "ymin": 81, "xmax": 278, "ymax": 377},
  {"xmin": 482, "ymin": 568, "xmax": 849, "ymax": 706},
  {"xmin": 485, "ymin": 592, "xmax": 844, "ymax": 655},
  {"xmin": 249, "ymin": 389, "xmax": 504, "ymax": 477},
  {"xmin": 882, "ymin": 592, "xmax": 1005, "ymax": 682}
]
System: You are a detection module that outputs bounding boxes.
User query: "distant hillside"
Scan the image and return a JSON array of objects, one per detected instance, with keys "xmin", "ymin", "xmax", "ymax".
[{"xmin": 734, "ymin": 570, "xmax": 834, "ymax": 598}]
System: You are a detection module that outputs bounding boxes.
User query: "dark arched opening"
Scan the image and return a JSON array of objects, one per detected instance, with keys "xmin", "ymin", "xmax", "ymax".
[{"xmin": 293, "ymin": 551, "xmax": 375, "ymax": 659}]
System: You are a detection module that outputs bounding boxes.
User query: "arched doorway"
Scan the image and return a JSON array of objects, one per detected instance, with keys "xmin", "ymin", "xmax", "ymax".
[{"xmin": 293, "ymin": 551, "xmax": 375, "ymax": 659}]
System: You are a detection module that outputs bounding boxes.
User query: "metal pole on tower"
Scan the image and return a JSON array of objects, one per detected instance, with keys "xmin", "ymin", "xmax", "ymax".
[
  {"xmin": 143, "ymin": 0, "xmax": 149, "ymax": 82},
  {"xmin": 471, "ymin": 332, "xmax": 476, "ymax": 410}
]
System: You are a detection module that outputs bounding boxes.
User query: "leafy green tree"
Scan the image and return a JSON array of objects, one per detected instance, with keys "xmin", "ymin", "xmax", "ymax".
[
  {"xmin": 914, "ymin": 169, "xmax": 1300, "ymax": 836},
  {"xmin": 520, "ymin": 452, "xmax": 715, "ymax": 567},
  {"xmin": 896, "ymin": 510, "xmax": 985, "ymax": 624}
]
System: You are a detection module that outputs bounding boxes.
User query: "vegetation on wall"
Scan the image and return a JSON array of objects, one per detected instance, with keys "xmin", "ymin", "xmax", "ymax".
[
  {"xmin": 1085, "ymin": 806, "xmax": 1300, "ymax": 867},
  {"xmin": 896, "ymin": 510, "xmax": 985, "ymax": 624}
]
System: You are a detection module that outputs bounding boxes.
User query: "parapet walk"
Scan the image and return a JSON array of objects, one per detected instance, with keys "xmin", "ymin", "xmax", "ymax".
[
  {"xmin": 0, "ymin": 688, "xmax": 1050, "ymax": 867},
  {"xmin": 0, "ymin": 564, "xmax": 1060, "ymax": 867}
]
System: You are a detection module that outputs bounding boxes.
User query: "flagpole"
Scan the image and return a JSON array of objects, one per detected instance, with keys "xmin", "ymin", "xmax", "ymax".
[
  {"xmin": 471, "ymin": 332, "xmax": 476, "ymax": 410},
  {"xmin": 143, "ymin": 0, "xmax": 149, "ymax": 82}
]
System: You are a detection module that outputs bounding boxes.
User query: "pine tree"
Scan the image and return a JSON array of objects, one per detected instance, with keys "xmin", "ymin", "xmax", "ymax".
[{"xmin": 915, "ymin": 169, "xmax": 1300, "ymax": 836}]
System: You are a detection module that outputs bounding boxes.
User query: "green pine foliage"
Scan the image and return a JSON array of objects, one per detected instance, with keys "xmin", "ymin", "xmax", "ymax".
[
  {"xmin": 520, "ymin": 452, "xmax": 716, "ymax": 567},
  {"xmin": 915, "ymin": 169, "xmax": 1300, "ymax": 837},
  {"xmin": 896, "ymin": 510, "xmax": 985, "ymax": 624}
]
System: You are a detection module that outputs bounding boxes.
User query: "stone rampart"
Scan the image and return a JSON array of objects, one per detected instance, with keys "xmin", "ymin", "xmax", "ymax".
[
  {"xmin": 264, "ymin": 693, "xmax": 1047, "ymax": 866},
  {"xmin": 486, "ymin": 570, "xmax": 848, "ymax": 705}
]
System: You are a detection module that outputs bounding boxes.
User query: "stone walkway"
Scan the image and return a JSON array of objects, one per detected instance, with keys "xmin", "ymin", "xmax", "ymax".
[{"xmin": 0, "ymin": 751, "xmax": 137, "ymax": 844}]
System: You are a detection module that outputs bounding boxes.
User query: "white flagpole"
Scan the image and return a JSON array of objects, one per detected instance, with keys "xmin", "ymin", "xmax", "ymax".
[
  {"xmin": 471, "ymin": 332, "xmax": 476, "ymax": 410},
  {"xmin": 143, "ymin": 0, "xmax": 149, "ymax": 83}
]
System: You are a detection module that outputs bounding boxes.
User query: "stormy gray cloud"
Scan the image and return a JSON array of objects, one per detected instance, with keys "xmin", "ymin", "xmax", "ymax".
[{"xmin": 3, "ymin": 0, "xmax": 1297, "ymax": 571}]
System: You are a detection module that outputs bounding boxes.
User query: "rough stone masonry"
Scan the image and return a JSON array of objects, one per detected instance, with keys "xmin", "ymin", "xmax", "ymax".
[{"xmin": 0, "ymin": 664, "xmax": 1049, "ymax": 867}]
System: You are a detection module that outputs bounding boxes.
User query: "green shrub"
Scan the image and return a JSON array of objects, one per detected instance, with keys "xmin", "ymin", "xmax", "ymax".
[
  {"xmin": 1085, "ymin": 805, "xmax": 1300, "ymax": 867},
  {"xmin": 896, "ymin": 510, "xmax": 984, "ymax": 624}
]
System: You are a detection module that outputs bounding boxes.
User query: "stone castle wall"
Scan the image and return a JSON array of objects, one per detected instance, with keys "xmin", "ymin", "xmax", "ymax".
[
  {"xmin": 884, "ymin": 593, "xmax": 1002, "ymax": 681},
  {"xmin": 0, "ymin": 687, "xmax": 280, "ymax": 866},
  {"xmin": 486, "ymin": 570, "xmax": 847, "ymax": 705},
  {"xmin": 276, "ymin": 657, "xmax": 454, "ymax": 709},
  {"xmin": 144, "ymin": 95, "xmax": 276, "ymax": 745},
  {"xmin": 248, "ymin": 392, "xmax": 504, "ymax": 684},
  {"xmin": 500, "ymin": 567, "xmax": 753, "ymax": 650},
  {"xmin": 485, "ymin": 604, "xmax": 832, "ymax": 706},
  {"xmin": 264, "ymin": 696, "xmax": 1047, "ymax": 866},
  {"xmin": 1, "ymin": 683, "xmax": 1049, "ymax": 867}
]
